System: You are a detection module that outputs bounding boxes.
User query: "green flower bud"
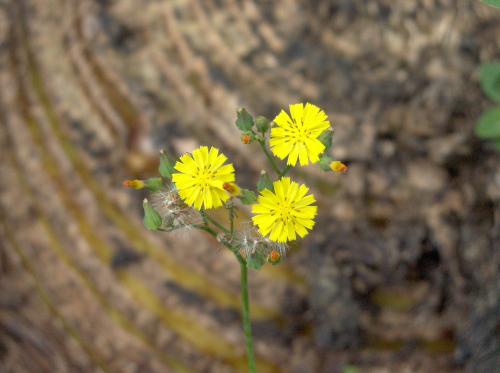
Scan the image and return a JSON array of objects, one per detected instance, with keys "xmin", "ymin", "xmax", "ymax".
[
  {"xmin": 247, "ymin": 251, "xmax": 266, "ymax": 270},
  {"xmin": 319, "ymin": 155, "xmax": 333, "ymax": 172},
  {"xmin": 144, "ymin": 177, "xmax": 163, "ymax": 192},
  {"xmin": 255, "ymin": 116, "xmax": 270, "ymax": 133},
  {"xmin": 143, "ymin": 199, "xmax": 162, "ymax": 231}
]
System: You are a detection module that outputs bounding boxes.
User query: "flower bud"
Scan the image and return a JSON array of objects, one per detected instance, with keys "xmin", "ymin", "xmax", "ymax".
[
  {"xmin": 268, "ymin": 249, "xmax": 281, "ymax": 264},
  {"xmin": 255, "ymin": 116, "xmax": 270, "ymax": 133},
  {"xmin": 123, "ymin": 179, "xmax": 145, "ymax": 189},
  {"xmin": 330, "ymin": 161, "xmax": 348, "ymax": 173},
  {"xmin": 241, "ymin": 133, "xmax": 252, "ymax": 144},
  {"xmin": 144, "ymin": 177, "xmax": 164, "ymax": 192},
  {"xmin": 223, "ymin": 182, "xmax": 242, "ymax": 197}
]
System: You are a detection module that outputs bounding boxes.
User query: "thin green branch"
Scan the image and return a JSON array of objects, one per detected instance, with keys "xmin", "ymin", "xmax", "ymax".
[
  {"xmin": 279, "ymin": 164, "xmax": 292, "ymax": 177},
  {"xmin": 258, "ymin": 140, "xmax": 281, "ymax": 176},
  {"xmin": 228, "ymin": 203, "xmax": 235, "ymax": 237}
]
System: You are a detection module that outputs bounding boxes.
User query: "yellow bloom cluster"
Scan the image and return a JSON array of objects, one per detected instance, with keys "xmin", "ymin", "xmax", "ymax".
[{"xmin": 166, "ymin": 103, "xmax": 339, "ymax": 242}]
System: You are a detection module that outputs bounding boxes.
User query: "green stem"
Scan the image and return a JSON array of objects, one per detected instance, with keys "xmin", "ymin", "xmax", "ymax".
[
  {"xmin": 240, "ymin": 261, "xmax": 256, "ymax": 373},
  {"xmin": 196, "ymin": 218, "xmax": 255, "ymax": 372},
  {"xmin": 229, "ymin": 204, "xmax": 235, "ymax": 237},
  {"xmin": 193, "ymin": 224, "xmax": 217, "ymax": 237},
  {"xmin": 258, "ymin": 140, "xmax": 281, "ymax": 176},
  {"xmin": 200, "ymin": 210, "xmax": 230, "ymax": 233},
  {"xmin": 279, "ymin": 164, "xmax": 292, "ymax": 177}
]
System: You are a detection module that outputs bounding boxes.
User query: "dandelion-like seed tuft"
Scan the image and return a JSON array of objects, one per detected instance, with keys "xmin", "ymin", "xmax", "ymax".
[
  {"xmin": 233, "ymin": 226, "xmax": 288, "ymax": 260},
  {"xmin": 150, "ymin": 186, "xmax": 199, "ymax": 231}
]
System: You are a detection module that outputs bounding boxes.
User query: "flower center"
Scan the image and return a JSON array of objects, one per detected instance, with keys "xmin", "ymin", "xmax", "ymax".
[
  {"xmin": 289, "ymin": 120, "xmax": 311, "ymax": 142},
  {"xmin": 197, "ymin": 167, "xmax": 214, "ymax": 188},
  {"xmin": 275, "ymin": 201, "xmax": 293, "ymax": 221}
]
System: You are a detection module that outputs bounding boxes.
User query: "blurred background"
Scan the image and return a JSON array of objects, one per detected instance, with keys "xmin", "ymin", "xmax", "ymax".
[{"xmin": 1, "ymin": 0, "xmax": 499, "ymax": 372}]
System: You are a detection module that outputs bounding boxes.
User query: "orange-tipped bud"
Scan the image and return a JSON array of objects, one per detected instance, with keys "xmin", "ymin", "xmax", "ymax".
[
  {"xmin": 330, "ymin": 161, "xmax": 348, "ymax": 174},
  {"xmin": 241, "ymin": 134, "xmax": 252, "ymax": 144},
  {"xmin": 123, "ymin": 179, "xmax": 145, "ymax": 189},
  {"xmin": 268, "ymin": 250, "xmax": 281, "ymax": 264},
  {"xmin": 223, "ymin": 182, "xmax": 241, "ymax": 197}
]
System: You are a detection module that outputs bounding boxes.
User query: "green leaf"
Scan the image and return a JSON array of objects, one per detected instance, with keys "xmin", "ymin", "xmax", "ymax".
[
  {"xmin": 144, "ymin": 177, "xmax": 163, "ymax": 192},
  {"xmin": 480, "ymin": 63, "xmax": 500, "ymax": 102},
  {"xmin": 257, "ymin": 171, "xmax": 274, "ymax": 192},
  {"xmin": 476, "ymin": 108, "xmax": 500, "ymax": 139},
  {"xmin": 159, "ymin": 150, "xmax": 175, "ymax": 179},
  {"xmin": 247, "ymin": 251, "xmax": 266, "ymax": 270},
  {"xmin": 255, "ymin": 116, "xmax": 270, "ymax": 133},
  {"xmin": 236, "ymin": 108, "xmax": 254, "ymax": 131},
  {"xmin": 319, "ymin": 155, "xmax": 333, "ymax": 172},
  {"xmin": 318, "ymin": 130, "xmax": 333, "ymax": 152},
  {"xmin": 239, "ymin": 189, "xmax": 257, "ymax": 205},
  {"xmin": 482, "ymin": 0, "xmax": 500, "ymax": 8},
  {"xmin": 143, "ymin": 199, "xmax": 162, "ymax": 231}
]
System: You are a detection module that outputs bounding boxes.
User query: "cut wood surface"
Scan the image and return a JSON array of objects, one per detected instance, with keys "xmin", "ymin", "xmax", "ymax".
[{"xmin": 1, "ymin": 1, "xmax": 499, "ymax": 372}]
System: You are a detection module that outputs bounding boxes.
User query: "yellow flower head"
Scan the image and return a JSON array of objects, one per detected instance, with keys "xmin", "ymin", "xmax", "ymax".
[
  {"xmin": 270, "ymin": 102, "xmax": 331, "ymax": 166},
  {"xmin": 172, "ymin": 146, "xmax": 235, "ymax": 210},
  {"xmin": 252, "ymin": 177, "xmax": 317, "ymax": 243}
]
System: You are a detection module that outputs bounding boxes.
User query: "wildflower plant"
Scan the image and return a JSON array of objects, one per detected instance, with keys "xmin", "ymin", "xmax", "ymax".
[{"xmin": 124, "ymin": 103, "xmax": 347, "ymax": 372}]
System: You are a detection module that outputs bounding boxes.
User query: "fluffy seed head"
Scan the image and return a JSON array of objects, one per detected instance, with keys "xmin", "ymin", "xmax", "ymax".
[{"xmin": 150, "ymin": 186, "xmax": 199, "ymax": 231}]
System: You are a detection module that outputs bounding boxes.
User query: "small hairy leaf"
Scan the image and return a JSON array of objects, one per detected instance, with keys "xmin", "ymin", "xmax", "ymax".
[
  {"xmin": 239, "ymin": 189, "xmax": 257, "ymax": 205},
  {"xmin": 143, "ymin": 199, "xmax": 162, "ymax": 231},
  {"xmin": 318, "ymin": 130, "xmax": 333, "ymax": 152},
  {"xmin": 236, "ymin": 108, "xmax": 254, "ymax": 131},
  {"xmin": 159, "ymin": 150, "xmax": 175, "ymax": 179},
  {"xmin": 480, "ymin": 63, "xmax": 500, "ymax": 102},
  {"xmin": 476, "ymin": 108, "xmax": 500, "ymax": 139},
  {"xmin": 257, "ymin": 171, "xmax": 274, "ymax": 192}
]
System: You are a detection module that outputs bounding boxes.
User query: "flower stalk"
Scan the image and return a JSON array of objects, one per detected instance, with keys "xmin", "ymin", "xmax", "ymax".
[
  {"xmin": 240, "ymin": 260, "xmax": 256, "ymax": 373},
  {"xmin": 258, "ymin": 139, "xmax": 281, "ymax": 176}
]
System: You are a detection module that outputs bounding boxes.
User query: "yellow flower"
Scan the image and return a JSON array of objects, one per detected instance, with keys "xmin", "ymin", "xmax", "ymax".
[
  {"xmin": 270, "ymin": 103, "xmax": 331, "ymax": 166},
  {"xmin": 172, "ymin": 146, "xmax": 235, "ymax": 210},
  {"xmin": 252, "ymin": 177, "xmax": 317, "ymax": 242}
]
